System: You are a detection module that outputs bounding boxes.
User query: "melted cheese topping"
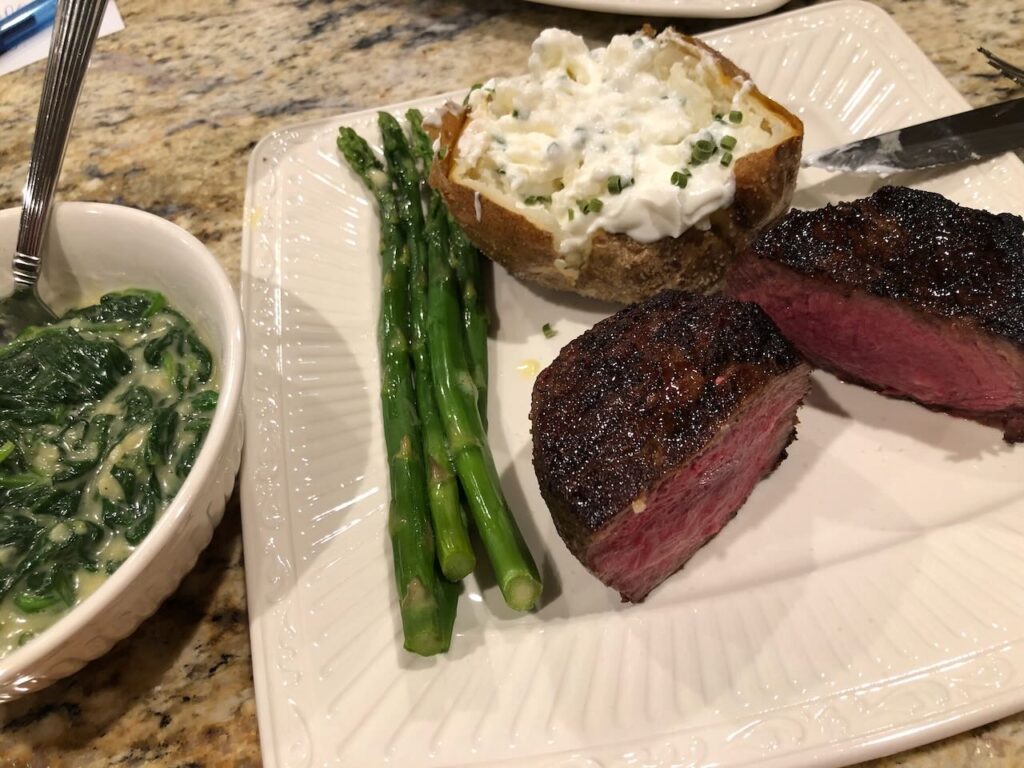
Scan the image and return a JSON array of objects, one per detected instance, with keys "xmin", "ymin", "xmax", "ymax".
[{"xmin": 457, "ymin": 28, "xmax": 777, "ymax": 269}]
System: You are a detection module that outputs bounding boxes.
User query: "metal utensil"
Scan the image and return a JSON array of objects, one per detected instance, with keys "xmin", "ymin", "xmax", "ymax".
[
  {"xmin": 979, "ymin": 47, "xmax": 1024, "ymax": 88},
  {"xmin": 0, "ymin": 0, "xmax": 108, "ymax": 344},
  {"xmin": 801, "ymin": 96, "xmax": 1024, "ymax": 174}
]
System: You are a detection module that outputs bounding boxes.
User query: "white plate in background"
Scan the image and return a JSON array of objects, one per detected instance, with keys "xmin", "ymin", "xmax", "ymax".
[
  {"xmin": 240, "ymin": 2, "xmax": 1024, "ymax": 766},
  {"xmin": 522, "ymin": 0, "xmax": 790, "ymax": 19}
]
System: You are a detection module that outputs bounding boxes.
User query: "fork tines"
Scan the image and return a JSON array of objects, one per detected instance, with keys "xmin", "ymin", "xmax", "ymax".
[{"xmin": 978, "ymin": 47, "xmax": 1024, "ymax": 87}]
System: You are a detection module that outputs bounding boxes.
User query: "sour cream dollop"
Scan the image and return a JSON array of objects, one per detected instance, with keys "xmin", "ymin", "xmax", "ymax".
[{"xmin": 456, "ymin": 28, "xmax": 774, "ymax": 269}]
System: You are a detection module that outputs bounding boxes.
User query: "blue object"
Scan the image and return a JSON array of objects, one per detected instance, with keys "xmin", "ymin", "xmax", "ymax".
[{"xmin": 0, "ymin": 0, "xmax": 58, "ymax": 54}]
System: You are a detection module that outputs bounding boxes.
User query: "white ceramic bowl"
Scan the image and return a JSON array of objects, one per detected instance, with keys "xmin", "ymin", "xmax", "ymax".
[{"xmin": 0, "ymin": 202, "xmax": 244, "ymax": 699}]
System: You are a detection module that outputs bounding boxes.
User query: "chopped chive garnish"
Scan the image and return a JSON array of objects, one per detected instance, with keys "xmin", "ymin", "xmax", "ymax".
[
  {"xmin": 567, "ymin": 208, "xmax": 575, "ymax": 221},
  {"xmin": 524, "ymin": 195, "xmax": 551, "ymax": 206},
  {"xmin": 714, "ymin": 112, "xmax": 724, "ymax": 122},
  {"xmin": 720, "ymin": 152, "xmax": 733, "ymax": 167},
  {"xmin": 720, "ymin": 135, "xmax": 737, "ymax": 150},
  {"xmin": 671, "ymin": 170, "xmax": 689, "ymax": 188},
  {"xmin": 512, "ymin": 109, "xmax": 520, "ymax": 118},
  {"xmin": 729, "ymin": 110, "xmax": 743, "ymax": 124},
  {"xmin": 695, "ymin": 139, "xmax": 715, "ymax": 153},
  {"xmin": 542, "ymin": 323, "xmax": 557, "ymax": 339},
  {"xmin": 607, "ymin": 175, "xmax": 633, "ymax": 194},
  {"xmin": 577, "ymin": 198, "xmax": 603, "ymax": 215},
  {"xmin": 463, "ymin": 83, "xmax": 484, "ymax": 105}
]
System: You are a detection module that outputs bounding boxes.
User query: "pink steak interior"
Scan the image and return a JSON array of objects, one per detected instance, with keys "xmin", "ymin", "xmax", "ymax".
[
  {"xmin": 730, "ymin": 259, "xmax": 1024, "ymax": 414},
  {"xmin": 585, "ymin": 369, "xmax": 808, "ymax": 602}
]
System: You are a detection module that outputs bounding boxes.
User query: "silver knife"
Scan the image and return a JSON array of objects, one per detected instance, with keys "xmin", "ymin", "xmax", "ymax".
[{"xmin": 801, "ymin": 97, "xmax": 1024, "ymax": 173}]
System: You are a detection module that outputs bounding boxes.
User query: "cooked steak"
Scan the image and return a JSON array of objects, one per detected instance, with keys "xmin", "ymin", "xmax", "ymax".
[
  {"xmin": 530, "ymin": 290, "xmax": 810, "ymax": 602},
  {"xmin": 728, "ymin": 186, "xmax": 1024, "ymax": 442}
]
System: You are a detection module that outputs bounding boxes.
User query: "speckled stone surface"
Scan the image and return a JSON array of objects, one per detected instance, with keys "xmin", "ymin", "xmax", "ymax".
[{"xmin": 0, "ymin": 1, "xmax": 1021, "ymax": 765}]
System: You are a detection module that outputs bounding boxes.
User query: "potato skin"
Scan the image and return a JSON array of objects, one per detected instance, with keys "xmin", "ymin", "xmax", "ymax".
[{"xmin": 429, "ymin": 29, "xmax": 804, "ymax": 305}]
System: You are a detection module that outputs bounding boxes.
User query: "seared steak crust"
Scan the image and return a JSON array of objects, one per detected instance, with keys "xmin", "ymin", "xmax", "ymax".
[
  {"xmin": 751, "ymin": 186, "xmax": 1024, "ymax": 348},
  {"xmin": 530, "ymin": 290, "xmax": 804, "ymax": 558}
]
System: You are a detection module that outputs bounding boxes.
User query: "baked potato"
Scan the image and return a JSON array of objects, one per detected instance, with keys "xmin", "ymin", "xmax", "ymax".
[{"xmin": 429, "ymin": 27, "xmax": 803, "ymax": 304}]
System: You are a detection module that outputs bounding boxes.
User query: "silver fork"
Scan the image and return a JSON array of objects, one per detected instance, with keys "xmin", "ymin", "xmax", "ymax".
[
  {"xmin": 0, "ymin": 0, "xmax": 108, "ymax": 344},
  {"xmin": 979, "ymin": 47, "xmax": 1024, "ymax": 88}
]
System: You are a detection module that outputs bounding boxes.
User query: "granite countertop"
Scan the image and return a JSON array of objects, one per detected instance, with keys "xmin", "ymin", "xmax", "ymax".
[{"xmin": 0, "ymin": 0, "xmax": 1022, "ymax": 765}]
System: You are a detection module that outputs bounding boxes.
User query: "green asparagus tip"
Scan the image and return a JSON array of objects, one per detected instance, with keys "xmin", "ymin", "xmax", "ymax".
[
  {"xmin": 337, "ymin": 127, "xmax": 387, "ymax": 192},
  {"xmin": 405, "ymin": 109, "xmax": 435, "ymax": 173}
]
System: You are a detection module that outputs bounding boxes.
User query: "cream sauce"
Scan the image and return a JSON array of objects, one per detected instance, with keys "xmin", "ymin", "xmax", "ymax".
[{"xmin": 0, "ymin": 292, "xmax": 218, "ymax": 657}]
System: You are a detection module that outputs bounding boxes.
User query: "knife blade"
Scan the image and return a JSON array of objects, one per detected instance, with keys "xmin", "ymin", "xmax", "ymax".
[{"xmin": 801, "ymin": 97, "xmax": 1024, "ymax": 173}]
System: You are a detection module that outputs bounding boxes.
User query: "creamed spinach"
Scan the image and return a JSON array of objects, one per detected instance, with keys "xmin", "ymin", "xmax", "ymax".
[{"xmin": 0, "ymin": 290, "xmax": 218, "ymax": 656}]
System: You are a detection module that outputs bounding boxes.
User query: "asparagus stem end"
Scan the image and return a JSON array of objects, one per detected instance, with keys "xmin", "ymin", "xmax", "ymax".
[
  {"xmin": 441, "ymin": 551, "xmax": 476, "ymax": 582},
  {"xmin": 503, "ymin": 573, "xmax": 543, "ymax": 612},
  {"xmin": 400, "ymin": 577, "xmax": 455, "ymax": 656}
]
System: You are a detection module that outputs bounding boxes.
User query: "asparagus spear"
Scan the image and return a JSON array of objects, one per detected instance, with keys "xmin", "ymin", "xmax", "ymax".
[
  {"xmin": 405, "ymin": 108, "xmax": 434, "ymax": 172},
  {"xmin": 379, "ymin": 112, "xmax": 474, "ymax": 582},
  {"xmin": 448, "ymin": 223, "xmax": 489, "ymax": 427},
  {"xmin": 405, "ymin": 109, "xmax": 490, "ymax": 427},
  {"xmin": 337, "ymin": 127, "xmax": 456, "ymax": 655},
  {"xmin": 424, "ymin": 203, "xmax": 543, "ymax": 612},
  {"xmin": 404, "ymin": 110, "xmax": 540, "ymax": 609}
]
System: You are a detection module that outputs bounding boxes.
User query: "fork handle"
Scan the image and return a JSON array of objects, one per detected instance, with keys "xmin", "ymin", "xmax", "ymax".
[{"xmin": 13, "ymin": 0, "xmax": 107, "ymax": 290}]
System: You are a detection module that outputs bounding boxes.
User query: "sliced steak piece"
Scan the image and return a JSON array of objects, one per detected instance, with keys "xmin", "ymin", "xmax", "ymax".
[
  {"xmin": 728, "ymin": 185, "xmax": 1024, "ymax": 442},
  {"xmin": 530, "ymin": 290, "xmax": 810, "ymax": 602}
]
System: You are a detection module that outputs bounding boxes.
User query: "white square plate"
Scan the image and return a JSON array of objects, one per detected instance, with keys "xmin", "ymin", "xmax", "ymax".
[
  {"xmin": 522, "ymin": 0, "xmax": 789, "ymax": 19},
  {"xmin": 240, "ymin": 3, "xmax": 1024, "ymax": 766}
]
